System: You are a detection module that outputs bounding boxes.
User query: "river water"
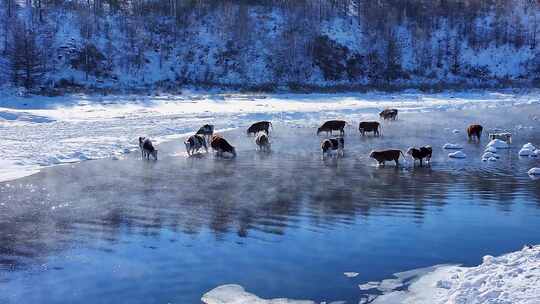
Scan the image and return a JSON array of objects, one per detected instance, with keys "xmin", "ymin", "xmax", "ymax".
[{"xmin": 1, "ymin": 104, "xmax": 539, "ymax": 303}]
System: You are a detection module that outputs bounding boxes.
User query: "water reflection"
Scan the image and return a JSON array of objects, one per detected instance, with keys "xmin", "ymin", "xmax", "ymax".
[
  {"xmin": 1, "ymin": 132, "xmax": 539, "ymax": 272},
  {"xmin": 0, "ymin": 106, "xmax": 539, "ymax": 304}
]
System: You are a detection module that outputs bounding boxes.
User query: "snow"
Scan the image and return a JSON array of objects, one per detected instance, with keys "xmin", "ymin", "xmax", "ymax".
[
  {"xmin": 0, "ymin": 90, "xmax": 539, "ymax": 183},
  {"xmin": 486, "ymin": 139, "xmax": 509, "ymax": 149},
  {"xmin": 519, "ymin": 143, "xmax": 539, "ymax": 157},
  {"xmin": 523, "ymin": 143, "xmax": 537, "ymax": 150},
  {"xmin": 443, "ymin": 143, "xmax": 463, "ymax": 150},
  {"xmin": 200, "ymin": 245, "xmax": 540, "ymax": 304},
  {"xmin": 481, "ymin": 152, "xmax": 499, "ymax": 159},
  {"xmin": 201, "ymin": 284, "xmax": 315, "ymax": 304},
  {"xmin": 484, "ymin": 146, "xmax": 497, "ymax": 153},
  {"xmin": 519, "ymin": 148, "xmax": 534, "ymax": 156},
  {"xmin": 0, "ymin": 159, "xmax": 40, "ymax": 183},
  {"xmin": 370, "ymin": 245, "xmax": 540, "ymax": 304},
  {"xmin": 448, "ymin": 151, "xmax": 467, "ymax": 159}
]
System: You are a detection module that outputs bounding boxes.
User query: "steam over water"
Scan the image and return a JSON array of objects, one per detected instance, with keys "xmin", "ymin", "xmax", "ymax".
[{"xmin": 1, "ymin": 105, "xmax": 540, "ymax": 303}]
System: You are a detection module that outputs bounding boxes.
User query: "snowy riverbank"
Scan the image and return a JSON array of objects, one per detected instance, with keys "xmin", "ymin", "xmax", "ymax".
[
  {"xmin": 1, "ymin": 89, "xmax": 539, "ymax": 182},
  {"xmin": 202, "ymin": 245, "xmax": 540, "ymax": 304}
]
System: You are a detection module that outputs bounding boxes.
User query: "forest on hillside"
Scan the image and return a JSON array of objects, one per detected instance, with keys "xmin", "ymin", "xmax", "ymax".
[{"xmin": 1, "ymin": 0, "xmax": 540, "ymax": 94}]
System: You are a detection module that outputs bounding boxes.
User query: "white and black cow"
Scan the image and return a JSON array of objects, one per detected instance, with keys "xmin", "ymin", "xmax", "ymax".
[
  {"xmin": 139, "ymin": 137, "xmax": 158, "ymax": 160},
  {"xmin": 185, "ymin": 134, "xmax": 208, "ymax": 156},
  {"xmin": 255, "ymin": 132, "xmax": 271, "ymax": 152},
  {"xmin": 321, "ymin": 137, "xmax": 344, "ymax": 157}
]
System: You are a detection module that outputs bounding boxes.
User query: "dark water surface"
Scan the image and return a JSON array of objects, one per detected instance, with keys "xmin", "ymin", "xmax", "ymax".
[{"xmin": 1, "ymin": 105, "xmax": 540, "ymax": 303}]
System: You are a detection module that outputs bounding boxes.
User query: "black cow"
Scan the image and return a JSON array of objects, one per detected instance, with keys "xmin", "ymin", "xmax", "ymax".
[
  {"xmin": 247, "ymin": 121, "xmax": 272, "ymax": 136},
  {"xmin": 406, "ymin": 145, "xmax": 432, "ymax": 166},
  {"xmin": 139, "ymin": 137, "xmax": 158, "ymax": 160},
  {"xmin": 359, "ymin": 121, "xmax": 380, "ymax": 136},
  {"xmin": 210, "ymin": 135, "xmax": 236, "ymax": 157},
  {"xmin": 369, "ymin": 149, "xmax": 404, "ymax": 166},
  {"xmin": 317, "ymin": 120, "xmax": 346, "ymax": 136},
  {"xmin": 196, "ymin": 124, "xmax": 214, "ymax": 142},
  {"xmin": 379, "ymin": 109, "xmax": 398, "ymax": 120}
]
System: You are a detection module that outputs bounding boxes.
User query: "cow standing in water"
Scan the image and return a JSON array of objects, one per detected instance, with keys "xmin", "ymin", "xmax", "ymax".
[
  {"xmin": 358, "ymin": 121, "xmax": 381, "ymax": 136},
  {"xmin": 139, "ymin": 137, "xmax": 158, "ymax": 160},
  {"xmin": 317, "ymin": 120, "xmax": 346, "ymax": 136},
  {"xmin": 321, "ymin": 137, "xmax": 344, "ymax": 158},
  {"xmin": 196, "ymin": 124, "xmax": 214, "ymax": 143},
  {"xmin": 369, "ymin": 149, "xmax": 404, "ymax": 166},
  {"xmin": 210, "ymin": 135, "xmax": 236, "ymax": 158},
  {"xmin": 379, "ymin": 109, "xmax": 398, "ymax": 120},
  {"xmin": 467, "ymin": 124, "xmax": 483, "ymax": 142},
  {"xmin": 247, "ymin": 121, "xmax": 272, "ymax": 136},
  {"xmin": 255, "ymin": 132, "xmax": 271, "ymax": 152},
  {"xmin": 185, "ymin": 134, "xmax": 208, "ymax": 156},
  {"xmin": 407, "ymin": 145, "xmax": 432, "ymax": 166}
]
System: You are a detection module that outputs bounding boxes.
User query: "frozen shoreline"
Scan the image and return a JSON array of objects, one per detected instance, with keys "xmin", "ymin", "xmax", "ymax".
[
  {"xmin": 0, "ymin": 90, "xmax": 539, "ymax": 183},
  {"xmin": 201, "ymin": 245, "xmax": 540, "ymax": 304}
]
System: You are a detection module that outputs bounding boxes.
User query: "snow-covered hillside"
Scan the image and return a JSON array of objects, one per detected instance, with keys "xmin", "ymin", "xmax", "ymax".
[{"xmin": 1, "ymin": 1, "xmax": 540, "ymax": 93}]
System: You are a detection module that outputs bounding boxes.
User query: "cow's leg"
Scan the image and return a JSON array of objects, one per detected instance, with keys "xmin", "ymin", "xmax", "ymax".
[
  {"xmin": 395, "ymin": 158, "xmax": 399, "ymax": 166},
  {"xmin": 420, "ymin": 159, "xmax": 423, "ymax": 167}
]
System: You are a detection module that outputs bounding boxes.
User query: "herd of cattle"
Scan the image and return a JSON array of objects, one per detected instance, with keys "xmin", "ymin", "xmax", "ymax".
[{"xmin": 138, "ymin": 108, "xmax": 509, "ymax": 167}]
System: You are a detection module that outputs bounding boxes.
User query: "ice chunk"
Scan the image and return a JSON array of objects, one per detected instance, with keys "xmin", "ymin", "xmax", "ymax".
[
  {"xmin": 486, "ymin": 139, "xmax": 509, "ymax": 149},
  {"xmin": 523, "ymin": 143, "xmax": 537, "ymax": 150},
  {"xmin": 201, "ymin": 284, "xmax": 315, "ymax": 304},
  {"xmin": 519, "ymin": 148, "xmax": 533, "ymax": 157},
  {"xmin": 358, "ymin": 281, "xmax": 380, "ymax": 290},
  {"xmin": 482, "ymin": 152, "xmax": 499, "ymax": 159},
  {"xmin": 443, "ymin": 143, "xmax": 463, "ymax": 150},
  {"xmin": 343, "ymin": 272, "xmax": 359, "ymax": 278},
  {"xmin": 528, "ymin": 168, "xmax": 540, "ymax": 175},
  {"xmin": 484, "ymin": 146, "xmax": 497, "ymax": 153},
  {"xmin": 448, "ymin": 151, "xmax": 466, "ymax": 159},
  {"xmin": 452, "ymin": 129, "xmax": 460, "ymax": 134}
]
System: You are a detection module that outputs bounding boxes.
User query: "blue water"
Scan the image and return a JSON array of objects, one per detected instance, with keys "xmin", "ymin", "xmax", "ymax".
[{"xmin": 1, "ymin": 106, "xmax": 540, "ymax": 303}]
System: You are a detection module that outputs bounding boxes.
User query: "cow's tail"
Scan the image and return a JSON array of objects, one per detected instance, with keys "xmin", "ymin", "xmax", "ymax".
[{"xmin": 400, "ymin": 150, "xmax": 406, "ymax": 158}]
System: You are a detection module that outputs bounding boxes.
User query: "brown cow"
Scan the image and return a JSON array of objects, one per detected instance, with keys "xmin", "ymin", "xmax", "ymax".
[
  {"xmin": 379, "ymin": 109, "xmax": 398, "ymax": 120},
  {"xmin": 247, "ymin": 121, "xmax": 272, "ymax": 136},
  {"xmin": 359, "ymin": 121, "xmax": 380, "ymax": 136},
  {"xmin": 369, "ymin": 149, "xmax": 404, "ymax": 166},
  {"xmin": 467, "ymin": 124, "xmax": 483, "ymax": 142},
  {"xmin": 210, "ymin": 135, "xmax": 236, "ymax": 157},
  {"xmin": 317, "ymin": 120, "xmax": 346, "ymax": 136}
]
